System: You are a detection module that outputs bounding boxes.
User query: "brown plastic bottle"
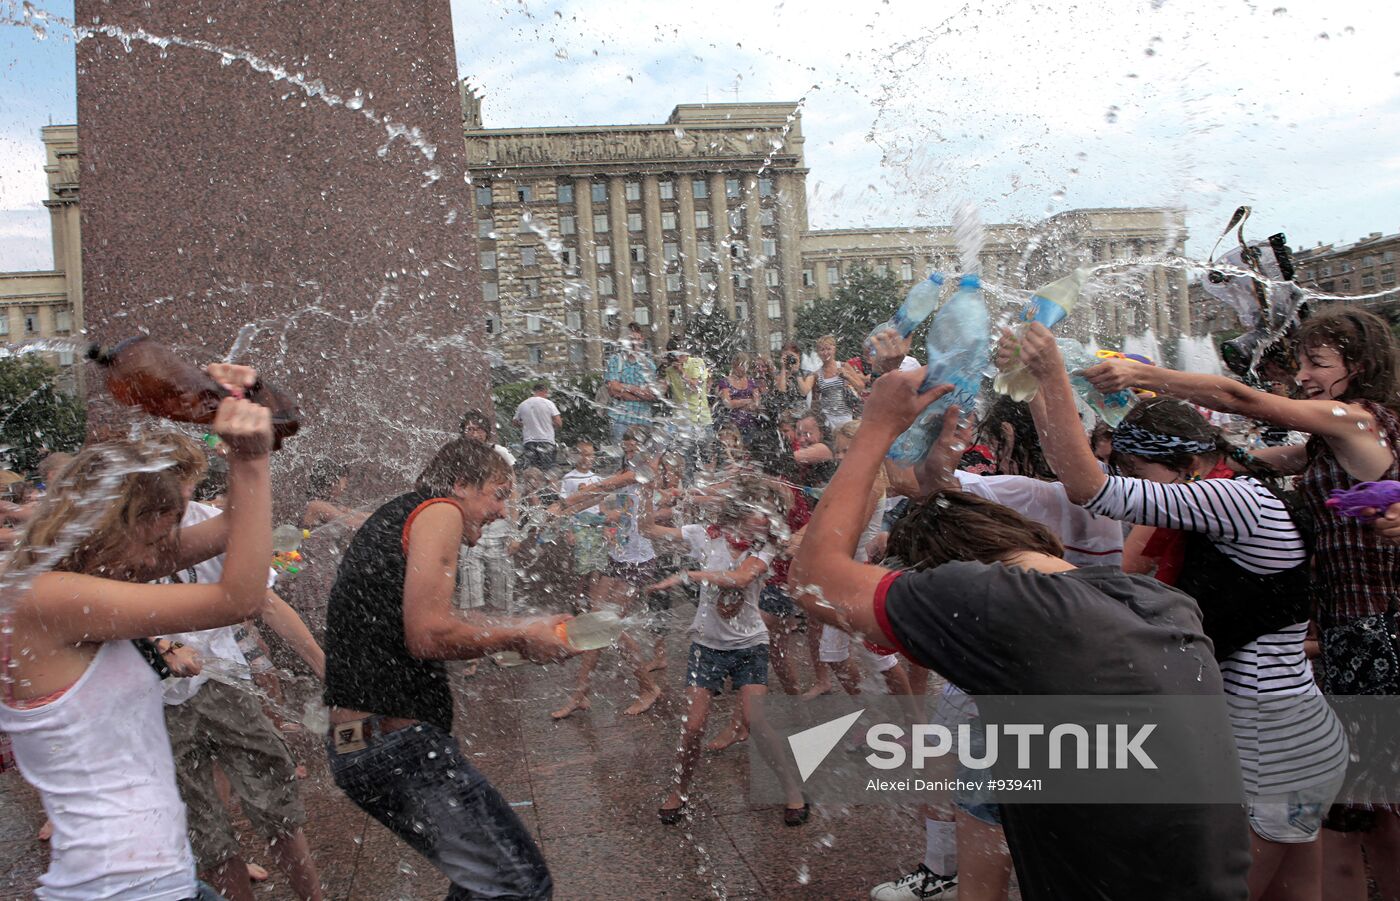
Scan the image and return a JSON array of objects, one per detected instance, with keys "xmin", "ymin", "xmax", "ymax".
[{"xmin": 88, "ymin": 337, "xmax": 301, "ymax": 447}]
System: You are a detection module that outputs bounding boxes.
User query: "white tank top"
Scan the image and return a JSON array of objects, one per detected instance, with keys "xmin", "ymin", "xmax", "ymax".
[{"xmin": 0, "ymin": 640, "xmax": 197, "ymax": 901}]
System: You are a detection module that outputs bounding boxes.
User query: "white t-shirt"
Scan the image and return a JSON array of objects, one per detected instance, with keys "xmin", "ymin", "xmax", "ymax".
[
  {"xmin": 952, "ymin": 471, "xmax": 1125, "ymax": 568},
  {"xmin": 481, "ymin": 444, "xmax": 517, "ymax": 541},
  {"xmin": 159, "ymin": 502, "xmax": 279, "ymax": 706},
  {"xmin": 515, "ymin": 395, "xmax": 561, "ymax": 444},
  {"xmin": 682, "ymin": 524, "xmax": 773, "ymax": 651},
  {"xmin": 560, "ymin": 468, "xmax": 602, "ymax": 515}
]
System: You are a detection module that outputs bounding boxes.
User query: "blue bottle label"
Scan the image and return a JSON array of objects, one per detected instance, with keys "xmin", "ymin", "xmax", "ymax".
[{"xmin": 1023, "ymin": 295, "xmax": 1068, "ymax": 329}]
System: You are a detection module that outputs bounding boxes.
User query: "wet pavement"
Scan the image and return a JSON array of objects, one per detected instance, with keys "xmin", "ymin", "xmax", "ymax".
[{"xmin": 0, "ymin": 613, "xmax": 943, "ymax": 900}]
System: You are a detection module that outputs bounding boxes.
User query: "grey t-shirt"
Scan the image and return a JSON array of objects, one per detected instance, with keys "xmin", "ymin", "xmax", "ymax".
[{"xmin": 879, "ymin": 562, "xmax": 1250, "ymax": 901}]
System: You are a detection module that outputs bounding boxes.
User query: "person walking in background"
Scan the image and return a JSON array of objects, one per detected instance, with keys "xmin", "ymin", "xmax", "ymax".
[
  {"xmin": 514, "ymin": 382, "xmax": 563, "ymax": 470},
  {"xmin": 604, "ymin": 328, "xmax": 659, "ymax": 446}
]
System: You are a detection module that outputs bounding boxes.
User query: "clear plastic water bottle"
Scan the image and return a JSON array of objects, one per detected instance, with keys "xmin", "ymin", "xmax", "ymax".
[
  {"xmin": 490, "ymin": 611, "xmax": 629, "ymax": 667},
  {"xmin": 887, "ymin": 274, "xmax": 990, "ymax": 465},
  {"xmin": 865, "ymin": 272, "xmax": 947, "ymax": 354},
  {"xmin": 993, "ymin": 268, "xmax": 1088, "ymax": 401},
  {"xmin": 1059, "ymin": 340, "xmax": 1138, "ymax": 427},
  {"xmin": 272, "ymin": 524, "xmax": 306, "ymax": 554}
]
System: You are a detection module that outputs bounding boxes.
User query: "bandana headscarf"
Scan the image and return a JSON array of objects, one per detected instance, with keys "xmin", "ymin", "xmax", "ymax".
[{"xmin": 1111, "ymin": 422, "xmax": 1216, "ymax": 460}]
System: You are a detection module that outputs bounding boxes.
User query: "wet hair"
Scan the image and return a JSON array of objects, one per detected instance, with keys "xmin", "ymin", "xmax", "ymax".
[
  {"xmin": 416, "ymin": 437, "xmax": 511, "ymax": 496},
  {"xmin": 8, "ymin": 439, "xmax": 185, "ymax": 580},
  {"xmin": 1294, "ymin": 306, "xmax": 1400, "ymax": 410},
  {"xmin": 532, "ymin": 381, "xmax": 549, "ymax": 393},
  {"xmin": 977, "ymin": 395, "xmax": 1054, "ymax": 480},
  {"xmin": 459, "ymin": 409, "xmax": 494, "ymax": 438},
  {"xmin": 888, "ymin": 489, "xmax": 1064, "ymax": 571},
  {"xmin": 146, "ymin": 432, "xmax": 209, "ymax": 486},
  {"xmin": 194, "ymin": 457, "xmax": 228, "ymax": 503},
  {"xmin": 305, "ymin": 457, "xmax": 347, "ymax": 500},
  {"xmin": 832, "ymin": 419, "xmax": 861, "ymax": 445},
  {"xmin": 713, "ymin": 473, "xmax": 792, "ymax": 542},
  {"xmin": 1113, "ymin": 396, "xmax": 1279, "ymax": 481}
]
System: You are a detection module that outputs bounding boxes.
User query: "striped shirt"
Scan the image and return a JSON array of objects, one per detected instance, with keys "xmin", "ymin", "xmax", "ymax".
[{"xmin": 1086, "ymin": 475, "xmax": 1346, "ymax": 795}]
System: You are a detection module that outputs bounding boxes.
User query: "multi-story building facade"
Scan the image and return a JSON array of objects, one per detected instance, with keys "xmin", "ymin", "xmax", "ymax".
[
  {"xmin": 0, "ymin": 125, "xmax": 82, "ymax": 364},
  {"xmin": 463, "ymin": 90, "xmax": 809, "ymax": 370},
  {"xmin": 1295, "ymin": 231, "xmax": 1400, "ymax": 299}
]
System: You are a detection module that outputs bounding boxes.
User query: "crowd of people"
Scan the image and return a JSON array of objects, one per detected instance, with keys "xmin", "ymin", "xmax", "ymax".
[{"xmin": 1, "ymin": 303, "xmax": 1400, "ymax": 901}]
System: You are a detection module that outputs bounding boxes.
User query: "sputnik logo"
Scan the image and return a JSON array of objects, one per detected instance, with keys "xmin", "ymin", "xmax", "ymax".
[{"xmin": 787, "ymin": 709, "xmax": 864, "ymax": 782}]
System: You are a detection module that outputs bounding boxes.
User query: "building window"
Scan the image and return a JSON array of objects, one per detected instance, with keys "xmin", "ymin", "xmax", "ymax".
[
  {"xmin": 768, "ymin": 297, "xmax": 782, "ymax": 318},
  {"xmin": 1320, "ymin": 266, "xmax": 1332, "ymax": 277},
  {"xmin": 663, "ymin": 242, "xmax": 679, "ymax": 263},
  {"xmin": 55, "ymin": 309, "xmax": 72, "ymax": 333},
  {"xmin": 770, "ymin": 331, "xmax": 784, "ymax": 351},
  {"xmin": 559, "ymin": 215, "xmax": 576, "ymax": 235},
  {"xmin": 695, "ymin": 210, "xmax": 711, "ymax": 229},
  {"xmin": 482, "ymin": 282, "xmax": 499, "ymax": 303},
  {"xmin": 760, "ymin": 208, "xmax": 776, "ymax": 227},
  {"xmin": 598, "ymin": 275, "xmax": 615, "ymax": 296},
  {"xmin": 524, "ymin": 278, "xmax": 541, "ymax": 298},
  {"xmin": 692, "ymin": 179, "xmax": 709, "ymax": 200},
  {"xmin": 659, "ymin": 180, "xmax": 674, "ymax": 200},
  {"xmin": 560, "ymin": 248, "xmax": 576, "ymax": 268},
  {"xmin": 480, "ymin": 251, "xmax": 496, "ymax": 271},
  {"xmin": 1341, "ymin": 279, "xmax": 1352, "ymax": 290},
  {"xmin": 627, "ymin": 212, "xmax": 643, "ymax": 232},
  {"xmin": 661, "ymin": 211, "xmax": 678, "ymax": 231},
  {"xmin": 625, "ymin": 181, "xmax": 641, "ymax": 201},
  {"xmin": 485, "ymin": 314, "xmax": 500, "ymax": 335},
  {"xmin": 0, "ymin": 315, "xmax": 8, "ymax": 336},
  {"xmin": 593, "ymin": 214, "xmax": 609, "ymax": 234},
  {"xmin": 477, "ymin": 219, "xmax": 494, "ymax": 239},
  {"xmin": 591, "ymin": 182, "xmax": 607, "ymax": 203},
  {"xmin": 631, "ymin": 245, "xmax": 646, "ymax": 264},
  {"xmin": 733, "ymin": 270, "xmax": 750, "ymax": 289},
  {"xmin": 802, "ymin": 269, "xmax": 814, "ymax": 287},
  {"xmin": 1383, "ymin": 271, "xmax": 1396, "ymax": 285},
  {"xmin": 762, "ymin": 238, "xmax": 777, "ymax": 258},
  {"xmin": 520, "ymin": 246, "xmax": 537, "ymax": 268},
  {"xmin": 731, "ymin": 242, "xmax": 747, "ymax": 260},
  {"xmin": 725, "ymin": 176, "xmax": 740, "ymax": 199},
  {"xmin": 759, "ymin": 176, "xmax": 774, "ymax": 197},
  {"xmin": 474, "ymin": 185, "xmax": 492, "ymax": 207},
  {"xmin": 697, "ymin": 241, "xmax": 715, "ymax": 263},
  {"xmin": 634, "ymin": 306, "xmax": 651, "ymax": 326},
  {"xmin": 516, "ymin": 184, "xmax": 533, "ymax": 203},
  {"xmin": 1364, "ymin": 255, "xmax": 1376, "ymax": 268},
  {"xmin": 606, "ymin": 311, "xmax": 620, "ymax": 331},
  {"xmin": 670, "ymin": 306, "xmax": 684, "ymax": 324},
  {"xmin": 558, "ymin": 182, "xmax": 574, "ymax": 204},
  {"xmin": 633, "ymin": 274, "xmax": 649, "ymax": 295},
  {"xmin": 1384, "ymin": 251, "xmax": 1395, "ymax": 263},
  {"xmin": 596, "ymin": 246, "xmax": 612, "ymax": 266},
  {"xmin": 529, "ymin": 345, "xmax": 544, "ymax": 366},
  {"xmin": 901, "ymin": 261, "xmax": 913, "ymax": 281},
  {"xmin": 766, "ymin": 270, "xmax": 780, "ymax": 287},
  {"xmin": 22, "ymin": 308, "xmax": 40, "ymax": 335},
  {"xmin": 569, "ymin": 342, "xmax": 585, "ymax": 364},
  {"xmin": 827, "ymin": 266, "xmax": 840, "ymax": 286},
  {"xmin": 666, "ymin": 273, "xmax": 682, "ymax": 293},
  {"xmin": 526, "ymin": 314, "xmax": 542, "ymax": 332},
  {"xmin": 728, "ymin": 209, "xmax": 744, "ymax": 230},
  {"xmin": 735, "ymin": 301, "xmax": 749, "ymax": 321},
  {"xmin": 565, "ymin": 311, "xmax": 583, "ymax": 331},
  {"xmin": 1362, "ymin": 274, "xmax": 1376, "ymax": 288},
  {"xmin": 874, "ymin": 261, "xmax": 888, "ymax": 277}
]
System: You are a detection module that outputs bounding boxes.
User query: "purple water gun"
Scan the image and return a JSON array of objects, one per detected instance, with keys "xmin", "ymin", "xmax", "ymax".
[{"xmin": 1325, "ymin": 481, "xmax": 1400, "ymax": 521}]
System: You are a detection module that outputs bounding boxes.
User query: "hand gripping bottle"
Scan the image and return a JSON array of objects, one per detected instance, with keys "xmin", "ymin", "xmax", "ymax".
[
  {"xmin": 887, "ymin": 274, "xmax": 990, "ymax": 465},
  {"xmin": 88, "ymin": 336, "xmax": 301, "ymax": 448},
  {"xmin": 865, "ymin": 272, "xmax": 946, "ymax": 355},
  {"xmin": 993, "ymin": 268, "xmax": 1088, "ymax": 402},
  {"xmin": 490, "ymin": 610, "xmax": 628, "ymax": 667},
  {"xmin": 1058, "ymin": 340, "xmax": 1138, "ymax": 427}
]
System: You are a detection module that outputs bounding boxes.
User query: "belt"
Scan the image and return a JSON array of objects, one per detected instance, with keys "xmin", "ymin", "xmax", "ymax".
[{"xmin": 328, "ymin": 709, "xmax": 421, "ymax": 754}]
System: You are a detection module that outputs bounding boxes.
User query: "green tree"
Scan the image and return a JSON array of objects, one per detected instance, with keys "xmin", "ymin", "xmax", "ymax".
[
  {"xmin": 683, "ymin": 304, "xmax": 744, "ymax": 371},
  {"xmin": 795, "ymin": 264, "xmax": 911, "ymax": 361},
  {"xmin": 0, "ymin": 356, "xmax": 85, "ymax": 475}
]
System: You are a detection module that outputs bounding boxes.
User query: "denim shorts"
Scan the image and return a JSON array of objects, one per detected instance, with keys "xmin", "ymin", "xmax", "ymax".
[
  {"xmin": 326, "ymin": 720, "xmax": 552, "ymax": 899},
  {"xmin": 1249, "ymin": 773, "xmax": 1347, "ymax": 843},
  {"xmin": 759, "ymin": 584, "xmax": 799, "ymax": 617},
  {"xmin": 685, "ymin": 642, "xmax": 768, "ymax": 694}
]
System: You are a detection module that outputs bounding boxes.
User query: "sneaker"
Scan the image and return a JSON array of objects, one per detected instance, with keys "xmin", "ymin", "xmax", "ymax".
[{"xmin": 870, "ymin": 864, "xmax": 958, "ymax": 900}]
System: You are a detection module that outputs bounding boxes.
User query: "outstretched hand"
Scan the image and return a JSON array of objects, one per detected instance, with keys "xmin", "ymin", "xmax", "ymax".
[
  {"xmin": 1083, "ymin": 357, "xmax": 1144, "ymax": 394},
  {"xmin": 858, "ymin": 368, "xmax": 953, "ymax": 440}
]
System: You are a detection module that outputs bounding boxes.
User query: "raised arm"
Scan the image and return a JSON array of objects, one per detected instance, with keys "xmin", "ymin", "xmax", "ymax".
[{"xmin": 792, "ymin": 373, "xmax": 950, "ymax": 638}]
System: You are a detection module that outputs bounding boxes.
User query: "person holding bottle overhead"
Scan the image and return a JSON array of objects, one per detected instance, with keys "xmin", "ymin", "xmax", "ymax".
[{"xmin": 321, "ymin": 436, "xmax": 574, "ymax": 899}]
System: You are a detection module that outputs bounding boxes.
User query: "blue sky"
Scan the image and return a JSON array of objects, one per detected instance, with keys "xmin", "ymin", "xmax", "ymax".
[{"xmin": 3, "ymin": 0, "xmax": 1399, "ymax": 270}]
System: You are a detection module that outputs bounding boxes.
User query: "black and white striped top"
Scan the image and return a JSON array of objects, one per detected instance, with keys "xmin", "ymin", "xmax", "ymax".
[
  {"xmin": 1086, "ymin": 475, "xmax": 1347, "ymax": 796},
  {"xmin": 816, "ymin": 373, "xmax": 852, "ymax": 417}
]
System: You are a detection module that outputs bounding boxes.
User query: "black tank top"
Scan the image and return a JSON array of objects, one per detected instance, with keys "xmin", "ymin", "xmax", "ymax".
[{"xmin": 322, "ymin": 490, "xmax": 460, "ymax": 732}]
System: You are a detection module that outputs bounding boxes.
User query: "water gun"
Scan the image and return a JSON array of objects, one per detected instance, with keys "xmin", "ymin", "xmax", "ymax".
[
  {"xmin": 1092, "ymin": 350, "xmax": 1157, "ymax": 398},
  {"xmin": 273, "ymin": 549, "xmax": 303, "ymax": 574},
  {"xmin": 1325, "ymin": 481, "xmax": 1400, "ymax": 521}
]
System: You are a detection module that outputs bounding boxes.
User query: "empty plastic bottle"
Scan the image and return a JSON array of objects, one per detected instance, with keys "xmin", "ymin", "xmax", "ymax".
[
  {"xmin": 887, "ymin": 274, "xmax": 990, "ymax": 465},
  {"xmin": 865, "ymin": 272, "xmax": 947, "ymax": 354},
  {"xmin": 490, "ymin": 610, "xmax": 628, "ymax": 666},
  {"xmin": 993, "ymin": 268, "xmax": 1088, "ymax": 401},
  {"xmin": 88, "ymin": 336, "xmax": 301, "ymax": 447},
  {"xmin": 272, "ymin": 524, "xmax": 306, "ymax": 554},
  {"xmin": 1059, "ymin": 340, "xmax": 1138, "ymax": 427}
]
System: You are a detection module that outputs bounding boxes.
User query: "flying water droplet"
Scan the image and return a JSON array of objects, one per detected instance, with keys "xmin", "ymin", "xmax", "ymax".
[{"xmin": 1332, "ymin": 406, "xmax": 1347, "ymax": 417}]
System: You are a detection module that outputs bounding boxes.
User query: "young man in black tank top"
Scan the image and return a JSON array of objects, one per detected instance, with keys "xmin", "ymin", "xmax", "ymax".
[{"xmin": 322, "ymin": 438, "xmax": 574, "ymax": 899}]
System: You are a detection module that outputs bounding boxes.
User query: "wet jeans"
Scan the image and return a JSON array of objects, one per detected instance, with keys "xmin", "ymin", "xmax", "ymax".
[{"xmin": 327, "ymin": 721, "xmax": 552, "ymax": 900}]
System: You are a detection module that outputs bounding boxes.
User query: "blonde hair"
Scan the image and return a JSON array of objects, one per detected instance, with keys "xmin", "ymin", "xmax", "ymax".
[
  {"xmin": 815, "ymin": 335, "xmax": 837, "ymax": 350},
  {"xmin": 146, "ymin": 432, "xmax": 209, "ymax": 485},
  {"xmin": 6, "ymin": 440, "xmax": 183, "ymax": 581},
  {"xmin": 713, "ymin": 473, "xmax": 792, "ymax": 543},
  {"xmin": 833, "ymin": 419, "xmax": 862, "ymax": 443}
]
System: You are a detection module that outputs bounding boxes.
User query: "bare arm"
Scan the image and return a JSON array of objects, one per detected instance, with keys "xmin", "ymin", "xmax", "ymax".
[
  {"xmin": 259, "ymin": 590, "xmax": 325, "ymax": 680},
  {"xmin": 649, "ymin": 556, "xmax": 770, "ymax": 593}
]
